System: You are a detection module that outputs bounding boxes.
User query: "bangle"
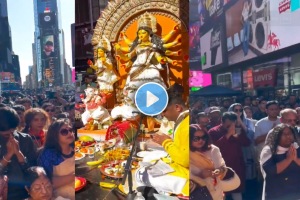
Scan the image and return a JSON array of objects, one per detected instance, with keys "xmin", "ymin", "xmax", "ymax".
[{"xmin": 3, "ymin": 156, "xmax": 11, "ymax": 163}]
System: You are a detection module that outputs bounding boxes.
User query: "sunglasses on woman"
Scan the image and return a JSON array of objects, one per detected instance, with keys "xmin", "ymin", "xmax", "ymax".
[
  {"xmin": 193, "ymin": 135, "xmax": 207, "ymax": 142},
  {"xmin": 46, "ymin": 109, "xmax": 55, "ymax": 112},
  {"xmin": 234, "ymin": 109, "xmax": 243, "ymax": 112},
  {"xmin": 60, "ymin": 128, "xmax": 73, "ymax": 136}
]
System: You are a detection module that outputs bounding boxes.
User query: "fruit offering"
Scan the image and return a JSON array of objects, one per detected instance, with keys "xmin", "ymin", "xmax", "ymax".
[
  {"xmin": 78, "ymin": 136, "xmax": 96, "ymax": 146},
  {"xmin": 75, "ymin": 178, "xmax": 81, "ymax": 188},
  {"xmin": 100, "ymin": 182, "xmax": 116, "ymax": 189},
  {"xmin": 103, "ymin": 148, "xmax": 130, "ymax": 161}
]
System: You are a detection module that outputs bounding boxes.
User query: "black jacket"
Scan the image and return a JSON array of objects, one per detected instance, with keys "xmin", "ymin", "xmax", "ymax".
[{"xmin": 0, "ymin": 131, "xmax": 37, "ymax": 200}]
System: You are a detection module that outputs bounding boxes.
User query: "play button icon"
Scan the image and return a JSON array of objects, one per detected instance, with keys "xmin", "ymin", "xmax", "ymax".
[
  {"xmin": 146, "ymin": 91, "xmax": 159, "ymax": 107},
  {"xmin": 135, "ymin": 83, "xmax": 168, "ymax": 116}
]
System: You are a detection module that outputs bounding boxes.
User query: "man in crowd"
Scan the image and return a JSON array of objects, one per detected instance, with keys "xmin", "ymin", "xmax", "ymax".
[
  {"xmin": 254, "ymin": 101, "xmax": 280, "ymax": 149},
  {"xmin": 16, "ymin": 98, "xmax": 33, "ymax": 111},
  {"xmin": 243, "ymin": 96, "xmax": 252, "ymax": 107},
  {"xmin": 253, "ymin": 99, "xmax": 267, "ymax": 120},
  {"xmin": 220, "ymin": 98, "xmax": 231, "ymax": 114},
  {"xmin": 12, "ymin": 105, "xmax": 26, "ymax": 131},
  {"xmin": 296, "ymin": 107, "xmax": 300, "ymax": 126},
  {"xmin": 254, "ymin": 100, "xmax": 281, "ymax": 182},
  {"xmin": 286, "ymin": 94, "xmax": 299, "ymax": 109},
  {"xmin": 208, "ymin": 112, "xmax": 250, "ymax": 200},
  {"xmin": 0, "ymin": 106, "xmax": 37, "ymax": 199},
  {"xmin": 206, "ymin": 106, "xmax": 222, "ymax": 130},
  {"xmin": 265, "ymin": 108, "xmax": 300, "ymax": 142},
  {"xmin": 196, "ymin": 112, "xmax": 210, "ymax": 132},
  {"xmin": 80, "ymin": 75, "xmax": 97, "ymax": 92}
]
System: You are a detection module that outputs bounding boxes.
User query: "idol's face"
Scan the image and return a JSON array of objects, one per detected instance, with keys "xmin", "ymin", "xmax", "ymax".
[{"xmin": 138, "ymin": 29, "xmax": 150, "ymax": 42}]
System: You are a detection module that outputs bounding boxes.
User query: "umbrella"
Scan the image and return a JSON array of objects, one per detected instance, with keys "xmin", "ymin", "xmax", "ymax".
[{"xmin": 190, "ymin": 85, "xmax": 242, "ymax": 97}]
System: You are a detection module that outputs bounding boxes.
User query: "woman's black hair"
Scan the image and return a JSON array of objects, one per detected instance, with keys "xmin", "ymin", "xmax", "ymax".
[
  {"xmin": 0, "ymin": 106, "xmax": 20, "ymax": 131},
  {"xmin": 266, "ymin": 124, "xmax": 299, "ymax": 155},
  {"xmin": 44, "ymin": 118, "xmax": 74, "ymax": 153}
]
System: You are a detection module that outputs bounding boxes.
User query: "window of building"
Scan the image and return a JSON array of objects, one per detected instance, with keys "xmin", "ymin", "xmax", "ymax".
[{"xmin": 217, "ymin": 73, "xmax": 232, "ymax": 88}]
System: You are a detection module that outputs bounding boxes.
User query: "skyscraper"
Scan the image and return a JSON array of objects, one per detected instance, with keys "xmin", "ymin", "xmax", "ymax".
[
  {"xmin": 0, "ymin": 0, "xmax": 7, "ymax": 17},
  {"xmin": 0, "ymin": 0, "xmax": 21, "ymax": 92},
  {"xmin": 33, "ymin": 0, "xmax": 65, "ymax": 88}
]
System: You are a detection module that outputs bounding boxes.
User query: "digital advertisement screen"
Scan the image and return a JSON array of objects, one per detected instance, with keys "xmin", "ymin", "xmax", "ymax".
[
  {"xmin": 189, "ymin": 21, "xmax": 202, "ymax": 64},
  {"xmin": 269, "ymin": 0, "xmax": 300, "ymax": 50},
  {"xmin": 225, "ymin": 0, "xmax": 300, "ymax": 65},
  {"xmin": 41, "ymin": 35, "xmax": 55, "ymax": 59},
  {"xmin": 75, "ymin": 26, "xmax": 93, "ymax": 59},
  {"xmin": 42, "ymin": 57, "xmax": 57, "ymax": 70},
  {"xmin": 189, "ymin": 70, "xmax": 212, "ymax": 87},
  {"xmin": 39, "ymin": 12, "xmax": 56, "ymax": 28},
  {"xmin": 0, "ymin": 72, "xmax": 11, "ymax": 83},
  {"xmin": 199, "ymin": 0, "xmax": 224, "ymax": 28},
  {"xmin": 200, "ymin": 20, "xmax": 224, "ymax": 70}
]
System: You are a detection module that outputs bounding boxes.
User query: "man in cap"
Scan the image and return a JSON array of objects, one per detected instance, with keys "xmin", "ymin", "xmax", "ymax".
[
  {"xmin": 206, "ymin": 106, "xmax": 222, "ymax": 130},
  {"xmin": 42, "ymin": 40, "xmax": 55, "ymax": 58}
]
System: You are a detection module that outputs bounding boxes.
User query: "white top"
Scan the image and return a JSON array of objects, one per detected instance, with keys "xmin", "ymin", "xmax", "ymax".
[
  {"xmin": 254, "ymin": 117, "xmax": 280, "ymax": 157},
  {"xmin": 254, "ymin": 117, "xmax": 280, "ymax": 140},
  {"xmin": 190, "ymin": 145, "xmax": 225, "ymax": 200}
]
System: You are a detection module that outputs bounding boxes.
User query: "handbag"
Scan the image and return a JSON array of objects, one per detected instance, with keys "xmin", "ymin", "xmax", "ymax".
[
  {"xmin": 190, "ymin": 180, "xmax": 213, "ymax": 200},
  {"xmin": 219, "ymin": 167, "xmax": 241, "ymax": 192}
]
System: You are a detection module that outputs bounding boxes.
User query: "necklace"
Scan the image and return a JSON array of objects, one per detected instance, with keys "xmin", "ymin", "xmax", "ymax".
[
  {"xmin": 31, "ymin": 134, "xmax": 41, "ymax": 148},
  {"xmin": 61, "ymin": 150, "xmax": 75, "ymax": 158}
]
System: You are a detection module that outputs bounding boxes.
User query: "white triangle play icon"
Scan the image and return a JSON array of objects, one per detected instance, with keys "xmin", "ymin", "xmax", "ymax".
[{"xmin": 146, "ymin": 91, "xmax": 159, "ymax": 107}]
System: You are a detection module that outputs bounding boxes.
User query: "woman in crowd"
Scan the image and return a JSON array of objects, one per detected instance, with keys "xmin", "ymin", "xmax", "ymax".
[
  {"xmin": 0, "ymin": 106, "xmax": 37, "ymax": 199},
  {"xmin": 42, "ymin": 103, "xmax": 57, "ymax": 124},
  {"xmin": 22, "ymin": 108, "xmax": 50, "ymax": 149},
  {"xmin": 260, "ymin": 124, "xmax": 300, "ymax": 200},
  {"xmin": 228, "ymin": 103, "xmax": 257, "ymax": 199},
  {"xmin": 190, "ymin": 124, "xmax": 226, "ymax": 199},
  {"xmin": 38, "ymin": 118, "xmax": 75, "ymax": 200},
  {"xmin": 24, "ymin": 166, "xmax": 70, "ymax": 200},
  {"xmin": 244, "ymin": 106, "xmax": 258, "ymax": 129}
]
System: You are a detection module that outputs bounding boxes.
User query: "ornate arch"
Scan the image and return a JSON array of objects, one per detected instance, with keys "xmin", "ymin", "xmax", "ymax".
[{"xmin": 91, "ymin": 0, "xmax": 188, "ymax": 46}]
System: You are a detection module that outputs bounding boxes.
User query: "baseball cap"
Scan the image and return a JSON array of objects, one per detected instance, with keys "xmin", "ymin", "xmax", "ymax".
[
  {"xmin": 45, "ymin": 41, "xmax": 53, "ymax": 46},
  {"xmin": 205, "ymin": 106, "xmax": 221, "ymax": 114}
]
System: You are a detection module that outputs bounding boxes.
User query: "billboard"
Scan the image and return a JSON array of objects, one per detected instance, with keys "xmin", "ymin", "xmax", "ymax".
[
  {"xmin": 269, "ymin": 0, "xmax": 300, "ymax": 50},
  {"xmin": 189, "ymin": 70, "xmax": 212, "ymax": 87},
  {"xmin": 252, "ymin": 68, "xmax": 277, "ymax": 87},
  {"xmin": 39, "ymin": 12, "xmax": 56, "ymax": 28},
  {"xmin": 42, "ymin": 57, "xmax": 58, "ymax": 86},
  {"xmin": 199, "ymin": 0, "xmax": 224, "ymax": 28},
  {"xmin": 0, "ymin": 72, "xmax": 11, "ymax": 83},
  {"xmin": 189, "ymin": 21, "xmax": 202, "ymax": 64},
  {"xmin": 200, "ymin": 20, "xmax": 224, "ymax": 70},
  {"xmin": 225, "ymin": 0, "xmax": 300, "ymax": 65},
  {"xmin": 75, "ymin": 26, "xmax": 93, "ymax": 59},
  {"xmin": 41, "ymin": 35, "xmax": 56, "ymax": 59}
]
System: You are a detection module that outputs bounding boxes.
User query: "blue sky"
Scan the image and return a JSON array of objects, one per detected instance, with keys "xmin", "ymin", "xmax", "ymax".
[{"xmin": 7, "ymin": 0, "xmax": 74, "ymax": 83}]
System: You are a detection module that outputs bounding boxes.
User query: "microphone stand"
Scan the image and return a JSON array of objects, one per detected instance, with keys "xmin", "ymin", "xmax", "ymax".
[{"xmin": 122, "ymin": 112, "xmax": 145, "ymax": 200}]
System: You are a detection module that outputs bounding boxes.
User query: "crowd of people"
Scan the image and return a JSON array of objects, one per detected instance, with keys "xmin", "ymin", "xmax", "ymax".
[
  {"xmin": 3, "ymin": 85, "xmax": 300, "ymax": 200},
  {"xmin": 190, "ymin": 95, "xmax": 300, "ymax": 200},
  {"xmin": 0, "ymin": 89, "xmax": 75, "ymax": 200}
]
